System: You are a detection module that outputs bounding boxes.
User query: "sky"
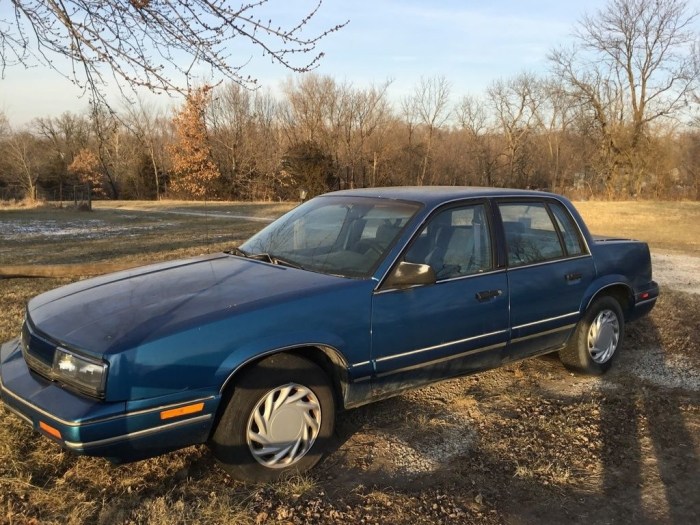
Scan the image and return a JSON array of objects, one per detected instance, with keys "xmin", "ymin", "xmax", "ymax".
[{"xmin": 0, "ymin": 0, "xmax": 690, "ymax": 127}]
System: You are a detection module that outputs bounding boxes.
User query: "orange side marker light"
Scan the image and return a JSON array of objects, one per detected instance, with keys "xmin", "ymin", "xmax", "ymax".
[
  {"xmin": 160, "ymin": 402, "xmax": 205, "ymax": 420},
  {"xmin": 39, "ymin": 421, "xmax": 62, "ymax": 440}
]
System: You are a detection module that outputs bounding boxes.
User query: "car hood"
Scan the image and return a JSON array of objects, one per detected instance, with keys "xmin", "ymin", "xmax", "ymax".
[{"xmin": 27, "ymin": 253, "xmax": 350, "ymax": 355}]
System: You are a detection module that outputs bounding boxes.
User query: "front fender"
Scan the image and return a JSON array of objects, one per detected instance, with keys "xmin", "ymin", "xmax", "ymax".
[{"xmin": 214, "ymin": 329, "xmax": 356, "ymax": 385}]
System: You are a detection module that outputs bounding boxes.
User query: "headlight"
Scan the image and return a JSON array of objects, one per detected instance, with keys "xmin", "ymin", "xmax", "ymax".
[{"xmin": 52, "ymin": 348, "xmax": 107, "ymax": 397}]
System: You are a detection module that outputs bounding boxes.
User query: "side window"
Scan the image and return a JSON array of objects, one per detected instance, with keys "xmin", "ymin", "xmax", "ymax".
[
  {"xmin": 498, "ymin": 202, "xmax": 564, "ymax": 266},
  {"xmin": 405, "ymin": 204, "xmax": 493, "ymax": 280},
  {"xmin": 549, "ymin": 202, "xmax": 585, "ymax": 256}
]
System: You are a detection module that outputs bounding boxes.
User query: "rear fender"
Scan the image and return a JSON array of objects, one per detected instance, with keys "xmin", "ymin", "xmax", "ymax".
[{"xmin": 581, "ymin": 277, "xmax": 634, "ymax": 317}]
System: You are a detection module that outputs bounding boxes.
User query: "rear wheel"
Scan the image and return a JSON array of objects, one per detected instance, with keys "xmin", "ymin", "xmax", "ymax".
[
  {"xmin": 559, "ymin": 296, "xmax": 625, "ymax": 375},
  {"xmin": 210, "ymin": 353, "xmax": 335, "ymax": 483}
]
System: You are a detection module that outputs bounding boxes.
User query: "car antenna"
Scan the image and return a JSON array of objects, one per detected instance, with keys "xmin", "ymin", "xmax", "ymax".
[{"xmin": 204, "ymin": 193, "xmax": 209, "ymax": 249}]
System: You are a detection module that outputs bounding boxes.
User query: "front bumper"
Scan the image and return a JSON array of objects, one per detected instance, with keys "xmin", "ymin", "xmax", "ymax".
[{"xmin": 0, "ymin": 338, "xmax": 218, "ymax": 463}]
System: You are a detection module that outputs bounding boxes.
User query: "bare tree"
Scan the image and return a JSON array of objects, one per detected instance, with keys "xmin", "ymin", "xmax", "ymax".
[
  {"xmin": 34, "ymin": 113, "xmax": 90, "ymax": 164},
  {"xmin": 399, "ymin": 93, "xmax": 421, "ymax": 185},
  {"xmin": 488, "ymin": 73, "xmax": 542, "ymax": 187},
  {"xmin": 5, "ymin": 131, "xmax": 42, "ymax": 200},
  {"xmin": 280, "ymin": 74, "xmax": 340, "ymax": 148},
  {"xmin": 580, "ymin": 0, "xmax": 697, "ymax": 140},
  {"xmin": 34, "ymin": 112, "xmax": 91, "ymax": 200},
  {"xmin": 550, "ymin": 0, "xmax": 698, "ymax": 195},
  {"xmin": 89, "ymin": 103, "xmax": 124, "ymax": 198},
  {"xmin": 412, "ymin": 76, "xmax": 451, "ymax": 185},
  {"xmin": 279, "ymin": 74, "xmax": 343, "ymax": 191},
  {"xmin": 0, "ymin": 112, "xmax": 8, "ymax": 137},
  {"xmin": 336, "ymin": 81, "xmax": 392, "ymax": 188},
  {"xmin": 455, "ymin": 94, "xmax": 498, "ymax": 186},
  {"xmin": 532, "ymin": 79, "xmax": 578, "ymax": 191},
  {"xmin": 123, "ymin": 99, "xmax": 170, "ymax": 199},
  {"xmin": 2, "ymin": 1, "xmax": 347, "ymax": 106},
  {"xmin": 208, "ymin": 83, "xmax": 284, "ymax": 199}
]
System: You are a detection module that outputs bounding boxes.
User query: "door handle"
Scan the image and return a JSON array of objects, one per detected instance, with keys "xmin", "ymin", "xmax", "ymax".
[
  {"xmin": 565, "ymin": 272, "xmax": 582, "ymax": 281},
  {"xmin": 476, "ymin": 289, "xmax": 503, "ymax": 302}
]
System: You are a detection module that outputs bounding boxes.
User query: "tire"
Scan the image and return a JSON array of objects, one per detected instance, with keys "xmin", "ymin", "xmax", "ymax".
[
  {"xmin": 559, "ymin": 296, "xmax": 625, "ymax": 375},
  {"xmin": 210, "ymin": 353, "xmax": 335, "ymax": 483}
]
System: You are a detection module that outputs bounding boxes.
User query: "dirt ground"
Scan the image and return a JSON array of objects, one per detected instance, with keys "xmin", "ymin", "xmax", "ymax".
[{"xmin": 0, "ymin": 202, "xmax": 698, "ymax": 524}]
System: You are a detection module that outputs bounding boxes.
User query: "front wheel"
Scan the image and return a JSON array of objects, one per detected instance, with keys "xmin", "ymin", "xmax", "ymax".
[
  {"xmin": 210, "ymin": 353, "xmax": 335, "ymax": 483},
  {"xmin": 559, "ymin": 296, "xmax": 625, "ymax": 375}
]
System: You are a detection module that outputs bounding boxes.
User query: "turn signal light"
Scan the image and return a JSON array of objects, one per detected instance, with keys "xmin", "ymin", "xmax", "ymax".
[
  {"xmin": 160, "ymin": 402, "xmax": 204, "ymax": 420},
  {"xmin": 39, "ymin": 421, "xmax": 62, "ymax": 440}
]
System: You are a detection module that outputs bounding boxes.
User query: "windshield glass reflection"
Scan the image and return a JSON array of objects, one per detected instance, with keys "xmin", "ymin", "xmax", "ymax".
[{"xmin": 240, "ymin": 196, "xmax": 421, "ymax": 278}]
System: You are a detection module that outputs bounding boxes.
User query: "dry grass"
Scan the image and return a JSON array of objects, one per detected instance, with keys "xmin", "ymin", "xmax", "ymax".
[
  {"xmin": 0, "ymin": 202, "xmax": 293, "ymax": 267},
  {"xmin": 92, "ymin": 199, "xmax": 295, "ymax": 217},
  {"xmin": 574, "ymin": 200, "xmax": 700, "ymax": 255},
  {"xmin": 0, "ymin": 198, "xmax": 47, "ymax": 209}
]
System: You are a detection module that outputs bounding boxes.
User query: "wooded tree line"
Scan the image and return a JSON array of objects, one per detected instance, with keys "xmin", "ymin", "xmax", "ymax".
[{"xmin": 1, "ymin": 0, "xmax": 699, "ymax": 201}]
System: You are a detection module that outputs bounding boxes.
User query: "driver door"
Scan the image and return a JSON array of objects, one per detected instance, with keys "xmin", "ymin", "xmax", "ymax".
[{"xmin": 370, "ymin": 202, "xmax": 509, "ymax": 396}]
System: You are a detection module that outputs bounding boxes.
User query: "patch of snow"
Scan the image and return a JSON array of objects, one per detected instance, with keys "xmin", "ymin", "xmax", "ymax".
[{"xmin": 0, "ymin": 219, "xmax": 172, "ymax": 240}]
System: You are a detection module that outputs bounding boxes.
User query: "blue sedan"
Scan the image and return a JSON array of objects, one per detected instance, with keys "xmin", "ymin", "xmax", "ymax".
[{"xmin": 0, "ymin": 187, "xmax": 658, "ymax": 482}]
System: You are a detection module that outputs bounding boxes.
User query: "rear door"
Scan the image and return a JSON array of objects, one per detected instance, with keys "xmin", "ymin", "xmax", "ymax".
[
  {"xmin": 496, "ymin": 199, "xmax": 595, "ymax": 361},
  {"xmin": 370, "ymin": 201, "xmax": 509, "ymax": 396}
]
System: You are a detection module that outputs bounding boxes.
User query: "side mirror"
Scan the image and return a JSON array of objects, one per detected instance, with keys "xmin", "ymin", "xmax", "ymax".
[{"xmin": 383, "ymin": 261, "xmax": 437, "ymax": 289}]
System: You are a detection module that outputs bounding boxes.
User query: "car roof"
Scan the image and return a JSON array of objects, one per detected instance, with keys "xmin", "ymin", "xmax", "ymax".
[{"xmin": 323, "ymin": 186, "xmax": 559, "ymax": 207}]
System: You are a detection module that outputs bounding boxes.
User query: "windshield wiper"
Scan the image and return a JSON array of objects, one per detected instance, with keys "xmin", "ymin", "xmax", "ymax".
[
  {"xmin": 250, "ymin": 252, "xmax": 304, "ymax": 270},
  {"xmin": 228, "ymin": 248, "xmax": 304, "ymax": 270},
  {"xmin": 267, "ymin": 253, "xmax": 304, "ymax": 270},
  {"xmin": 226, "ymin": 247, "xmax": 250, "ymax": 258}
]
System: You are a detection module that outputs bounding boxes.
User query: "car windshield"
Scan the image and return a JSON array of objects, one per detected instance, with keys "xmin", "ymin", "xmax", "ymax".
[{"xmin": 239, "ymin": 196, "xmax": 421, "ymax": 278}]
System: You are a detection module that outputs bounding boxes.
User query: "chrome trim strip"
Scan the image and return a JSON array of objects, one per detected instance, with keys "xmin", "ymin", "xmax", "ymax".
[
  {"xmin": 434, "ymin": 268, "xmax": 506, "ymax": 284},
  {"xmin": 377, "ymin": 343, "xmax": 506, "ymax": 378},
  {"xmin": 0, "ymin": 384, "xmax": 214, "ymax": 427},
  {"xmin": 3, "ymin": 403, "xmax": 33, "ymax": 426},
  {"xmin": 505, "ymin": 254, "xmax": 593, "ymax": 271},
  {"xmin": 512, "ymin": 312, "xmax": 579, "ymax": 330},
  {"xmin": 375, "ymin": 329, "xmax": 508, "ymax": 363},
  {"xmin": 510, "ymin": 324, "xmax": 577, "ymax": 344},
  {"xmin": 64, "ymin": 414, "xmax": 212, "ymax": 450},
  {"xmin": 350, "ymin": 360, "xmax": 371, "ymax": 368}
]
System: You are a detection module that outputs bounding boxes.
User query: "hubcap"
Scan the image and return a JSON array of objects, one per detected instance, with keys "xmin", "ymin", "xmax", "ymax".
[
  {"xmin": 587, "ymin": 309, "xmax": 620, "ymax": 364},
  {"xmin": 246, "ymin": 383, "xmax": 321, "ymax": 469}
]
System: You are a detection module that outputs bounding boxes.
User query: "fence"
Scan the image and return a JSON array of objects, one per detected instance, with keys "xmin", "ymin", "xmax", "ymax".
[{"xmin": 1, "ymin": 184, "xmax": 92, "ymax": 210}]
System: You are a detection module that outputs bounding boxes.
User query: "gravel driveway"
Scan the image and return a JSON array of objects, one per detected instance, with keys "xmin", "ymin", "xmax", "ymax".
[{"xmin": 652, "ymin": 252, "xmax": 700, "ymax": 294}]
